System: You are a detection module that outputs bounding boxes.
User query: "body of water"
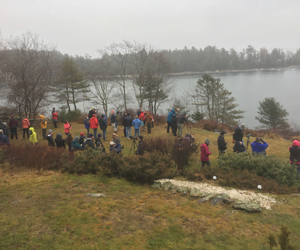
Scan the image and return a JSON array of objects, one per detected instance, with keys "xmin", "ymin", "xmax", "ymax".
[{"xmin": 170, "ymin": 68, "xmax": 300, "ymax": 129}]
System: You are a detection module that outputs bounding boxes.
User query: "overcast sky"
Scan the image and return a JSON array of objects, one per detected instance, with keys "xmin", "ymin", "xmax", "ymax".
[{"xmin": 1, "ymin": 0, "xmax": 299, "ymax": 58}]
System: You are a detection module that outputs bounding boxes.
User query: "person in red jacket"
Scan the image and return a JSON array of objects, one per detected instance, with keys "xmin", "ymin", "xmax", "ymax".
[
  {"xmin": 200, "ymin": 139, "xmax": 211, "ymax": 167},
  {"xmin": 139, "ymin": 111, "xmax": 145, "ymax": 132},
  {"xmin": 289, "ymin": 140, "xmax": 300, "ymax": 176},
  {"xmin": 52, "ymin": 109, "xmax": 58, "ymax": 128},
  {"xmin": 89, "ymin": 114, "xmax": 99, "ymax": 139},
  {"xmin": 22, "ymin": 115, "xmax": 30, "ymax": 139},
  {"xmin": 64, "ymin": 120, "xmax": 72, "ymax": 135}
]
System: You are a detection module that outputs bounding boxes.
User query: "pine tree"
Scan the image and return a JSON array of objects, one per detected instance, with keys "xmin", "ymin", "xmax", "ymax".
[{"xmin": 53, "ymin": 57, "xmax": 90, "ymax": 112}]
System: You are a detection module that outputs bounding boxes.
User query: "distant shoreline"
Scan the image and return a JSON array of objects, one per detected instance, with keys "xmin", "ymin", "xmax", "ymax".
[{"xmin": 168, "ymin": 65, "xmax": 300, "ymax": 77}]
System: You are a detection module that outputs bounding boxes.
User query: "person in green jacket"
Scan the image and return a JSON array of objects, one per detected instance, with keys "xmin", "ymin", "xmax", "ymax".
[
  {"xmin": 71, "ymin": 136, "xmax": 83, "ymax": 151},
  {"xmin": 29, "ymin": 127, "xmax": 37, "ymax": 144}
]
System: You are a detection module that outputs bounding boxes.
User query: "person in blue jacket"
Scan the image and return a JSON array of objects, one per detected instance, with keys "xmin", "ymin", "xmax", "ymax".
[
  {"xmin": 132, "ymin": 115, "xmax": 142, "ymax": 137},
  {"xmin": 167, "ymin": 109, "xmax": 175, "ymax": 133},
  {"xmin": 0, "ymin": 129, "xmax": 10, "ymax": 145},
  {"xmin": 84, "ymin": 116, "xmax": 90, "ymax": 136},
  {"xmin": 251, "ymin": 137, "xmax": 268, "ymax": 155}
]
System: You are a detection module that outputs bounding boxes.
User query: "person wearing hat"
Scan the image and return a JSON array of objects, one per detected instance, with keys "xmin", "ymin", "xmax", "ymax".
[
  {"xmin": 112, "ymin": 133, "xmax": 120, "ymax": 144},
  {"xmin": 200, "ymin": 139, "xmax": 211, "ymax": 167},
  {"xmin": 9, "ymin": 115, "xmax": 19, "ymax": 140},
  {"xmin": 79, "ymin": 132, "xmax": 86, "ymax": 149},
  {"xmin": 109, "ymin": 141, "xmax": 122, "ymax": 154},
  {"xmin": 52, "ymin": 108, "xmax": 58, "ymax": 128},
  {"xmin": 22, "ymin": 115, "xmax": 30, "ymax": 139},
  {"xmin": 217, "ymin": 131, "xmax": 227, "ymax": 156},
  {"xmin": 47, "ymin": 129, "xmax": 55, "ymax": 147},
  {"xmin": 39, "ymin": 115, "xmax": 47, "ymax": 140},
  {"xmin": 71, "ymin": 136, "xmax": 83, "ymax": 151},
  {"xmin": 233, "ymin": 123, "xmax": 245, "ymax": 143},
  {"xmin": 55, "ymin": 133, "xmax": 65, "ymax": 148},
  {"xmin": 29, "ymin": 127, "xmax": 37, "ymax": 144},
  {"xmin": 84, "ymin": 133, "xmax": 95, "ymax": 149},
  {"xmin": 1, "ymin": 122, "xmax": 9, "ymax": 138},
  {"xmin": 177, "ymin": 113, "xmax": 188, "ymax": 137},
  {"xmin": 0, "ymin": 129, "xmax": 10, "ymax": 146},
  {"xmin": 111, "ymin": 110, "xmax": 117, "ymax": 133},
  {"xmin": 88, "ymin": 107, "xmax": 96, "ymax": 119},
  {"xmin": 90, "ymin": 114, "xmax": 99, "ymax": 139},
  {"xmin": 136, "ymin": 136, "xmax": 144, "ymax": 155},
  {"xmin": 251, "ymin": 137, "xmax": 268, "ymax": 156}
]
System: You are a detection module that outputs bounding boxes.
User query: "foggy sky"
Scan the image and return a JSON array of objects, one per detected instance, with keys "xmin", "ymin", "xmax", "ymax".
[{"xmin": 1, "ymin": 0, "xmax": 299, "ymax": 58}]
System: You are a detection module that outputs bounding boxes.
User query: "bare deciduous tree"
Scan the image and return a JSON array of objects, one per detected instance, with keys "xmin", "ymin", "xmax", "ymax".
[
  {"xmin": 1, "ymin": 32, "xmax": 59, "ymax": 118},
  {"xmin": 98, "ymin": 40, "xmax": 134, "ymax": 110}
]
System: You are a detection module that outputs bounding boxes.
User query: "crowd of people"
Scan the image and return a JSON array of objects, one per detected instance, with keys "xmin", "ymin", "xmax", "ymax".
[{"xmin": 0, "ymin": 107, "xmax": 300, "ymax": 175}]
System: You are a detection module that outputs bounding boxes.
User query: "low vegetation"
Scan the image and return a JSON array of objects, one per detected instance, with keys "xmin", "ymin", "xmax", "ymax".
[{"xmin": 1, "ymin": 124, "xmax": 300, "ymax": 249}]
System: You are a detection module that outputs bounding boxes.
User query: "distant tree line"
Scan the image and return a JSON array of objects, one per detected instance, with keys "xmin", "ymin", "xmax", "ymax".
[{"xmin": 162, "ymin": 45, "xmax": 300, "ymax": 73}]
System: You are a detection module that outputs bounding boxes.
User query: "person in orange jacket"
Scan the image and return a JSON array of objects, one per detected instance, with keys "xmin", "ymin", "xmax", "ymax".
[
  {"xmin": 64, "ymin": 120, "xmax": 72, "ymax": 135},
  {"xmin": 22, "ymin": 115, "xmax": 30, "ymax": 139},
  {"xmin": 89, "ymin": 114, "xmax": 99, "ymax": 139}
]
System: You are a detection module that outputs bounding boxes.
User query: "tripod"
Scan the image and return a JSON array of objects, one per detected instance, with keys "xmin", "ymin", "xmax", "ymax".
[{"xmin": 128, "ymin": 139, "xmax": 138, "ymax": 156}]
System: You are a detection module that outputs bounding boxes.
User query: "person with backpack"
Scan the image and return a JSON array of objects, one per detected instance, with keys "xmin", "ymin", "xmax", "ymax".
[
  {"xmin": 55, "ymin": 133, "xmax": 65, "ymax": 148},
  {"xmin": 99, "ymin": 114, "xmax": 107, "ymax": 141},
  {"xmin": 22, "ymin": 115, "xmax": 30, "ymax": 139},
  {"xmin": 39, "ymin": 115, "xmax": 47, "ymax": 139},
  {"xmin": 132, "ymin": 115, "xmax": 142, "ymax": 137},
  {"xmin": 29, "ymin": 127, "xmax": 37, "ymax": 144},
  {"xmin": 9, "ymin": 115, "xmax": 19, "ymax": 140},
  {"xmin": 64, "ymin": 120, "xmax": 72, "ymax": 136},
  {"xmin": 71, "ymin": 136, "xmax": 83, "ymax": 151},
  {"xmin": 52, "ymin": 109, "xmax": 58, "ymax": 128},
  {"xmin": 84, "ymin": 116, "xmax": 90, "ymax": 136},
  {"xmin": 84, "ymin": 133, "xmax": 95, "ymax": 149},
  {"xmin": 167, "ymin": 109, "xmax": 175, "ymax": 133},
  {"xmin": 171, "ymin": 114, "xmax": 178, "ymax": 136},
  {"xmin": 47, "ymin": 129, "xmax": 55, "ymax": 147}
]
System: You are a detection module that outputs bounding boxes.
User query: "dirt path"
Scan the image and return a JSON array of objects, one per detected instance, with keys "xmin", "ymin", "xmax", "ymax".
[{"xmin": 158, "ymin": 179, "xmax": 276, "ymax": 210}]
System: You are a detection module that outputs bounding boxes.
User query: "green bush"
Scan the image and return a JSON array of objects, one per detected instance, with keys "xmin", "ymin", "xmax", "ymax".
[
  {"xmin": 120, "ymin": 151, "xmax": 176, "ymax": 184},
  {"xmin": 0, "ymin": 148, "xmax": 4, "ymax": 164},
  {"xmin": 58, "ymin": 106, "xmax": 83, "ymax": 123},
  {"xmin": 62, "ymin": 148, "xmax": 101, "ymax": 175},
  {"xmin": 218, "ymin": 153, "xmax": 299, "ymax": 187}
]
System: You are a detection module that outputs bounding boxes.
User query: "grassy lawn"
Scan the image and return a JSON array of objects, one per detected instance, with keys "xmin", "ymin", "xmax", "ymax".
[{"xmin": 1, "ymin": 123, "xmax": 300, "ymax": 249}]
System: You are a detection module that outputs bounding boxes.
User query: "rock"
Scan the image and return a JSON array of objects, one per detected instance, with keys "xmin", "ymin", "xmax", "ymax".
[
  {"xmin": 190, "ymin": 188, "xmax": 208, "ymax": 198},
  {"xmin": 151, "ymin": 182, "xmax": 161, "ymax": 189},
  {"xmin": 176, "ymin": 186, "xmax": 190, "ymax": 193},
  {"xmin": 10, "ymin": 199, "xmax": 21, "ymax": 204},
  {"xmin": 211, "ymin": 195, "xmax": 223, "ymax": 205},
  {"xmin": 86, "ymin": 193, "xmax": 106, "ymax": 198},
  {"xmin": 233, "ymin": 201, "xmax": 262, "ymax": 212},
  {"xmin": 161, "ymin": 181, "xmax": 174, "ymax": 190},
  {"xmin": 172, "ymin": 189, "xmax": 177, "ymax": 194},
  {"xmin": 291, "ymin": 193, "xmax": 300, "ymax": 197},
  {"xmin": 198, "ymin": 193, "xmax": 217, "ymax": 203}
]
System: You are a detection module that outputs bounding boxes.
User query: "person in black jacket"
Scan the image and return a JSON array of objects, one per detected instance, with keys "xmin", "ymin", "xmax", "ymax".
[
  {"xmin": 217, "ymin": 131, "xmax": 227, "ymax": 156},
  {"xmin": 136, "ymin": 136, "xmax": 144, "ymax": 155},
  {"xmin": 171, "ymin": 115, "xmax": 177, "ymax": 136},
  {"xmin": 47, "ymin": 129, "xmax": 55, "ymax": 146},
  {"xmin": 124, "ymin": 114, "xmax": 133, "ymax": 138},
  {"xmin": 84, "ymin": 133, "xmax": 95, "ymax": 149},
  {"xmin": 233, "ymin": 141, "xmax": 245, "ymax": 153},
  {"xmin": 95, "ymin": 133, "xmax": 105, "ymax": 152},
  {"xmin": 88, "ymin": 107, "xmax": 96, "ymax": 119},
  {"xmin": 110, "ymin": 110, "xmax": 117, "ymax": 133},
  {"xmin": 233, "ymin": 123, "xmax": 245, "ymax": 142},
  {"xmin": 55, "ymin": 133, "xmax": 66, "ymax": 148}
]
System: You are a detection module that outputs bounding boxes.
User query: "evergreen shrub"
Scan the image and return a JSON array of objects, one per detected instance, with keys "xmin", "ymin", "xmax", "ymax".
[
  {"xmin": 218, "ymin": 153, "xmax": 300, "ymax": 188},
  {"xmin": 120, "ymin": 151, "xmax": 176, "ymax": 184}
]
